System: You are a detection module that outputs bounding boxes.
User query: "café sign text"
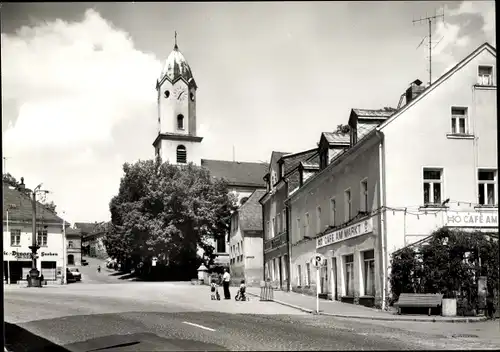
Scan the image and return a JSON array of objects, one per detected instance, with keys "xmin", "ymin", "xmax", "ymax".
[
  {"xmin": 317, "ymin": 217, "xmax": 374, "ymax": 249},
  {"xmin": 445, "ymin": 211, "xmax": 498, "ymax": 227}
]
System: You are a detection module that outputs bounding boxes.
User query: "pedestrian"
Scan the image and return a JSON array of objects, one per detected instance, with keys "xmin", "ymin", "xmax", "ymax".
[
  {"xmin": 97, "ymin": 265, "xmax": 101, "ymax": 273},
  {"xmin": 222, "ymin": 269, "xmax": 231, "ymax": 299}
]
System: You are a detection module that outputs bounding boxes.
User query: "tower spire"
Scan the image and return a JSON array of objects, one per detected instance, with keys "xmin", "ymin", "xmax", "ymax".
[{"xmin": 174, "ymin": 31, "xmax": 178, "ymax": 50}]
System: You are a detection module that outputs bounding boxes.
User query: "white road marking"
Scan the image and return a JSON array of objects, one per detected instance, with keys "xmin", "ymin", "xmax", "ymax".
[{"xmin": 182, "ymin": 321, "xmax": 216, "ymax": 332}]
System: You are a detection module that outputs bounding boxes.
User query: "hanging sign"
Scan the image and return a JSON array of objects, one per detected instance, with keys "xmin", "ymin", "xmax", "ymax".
[
  {"xmin": 316, "ymin": 217, "xmax": 374, "ymax": 249},
  {"xmin": 445, "ymin": 211, "xmax": 498, "ymax": 228}
]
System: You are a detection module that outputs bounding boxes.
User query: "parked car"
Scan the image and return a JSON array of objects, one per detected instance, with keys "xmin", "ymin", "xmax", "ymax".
[
  {"xmin": 81, "ymin": 259, "xmax": 88, "ymax": 266},
  {"xmin": 68, "ymin": 267, "xmax": 81, "ymax": 281},
  {"xmin": 66, "ymin": 268, "xmax": 76, "ymax": 283}
]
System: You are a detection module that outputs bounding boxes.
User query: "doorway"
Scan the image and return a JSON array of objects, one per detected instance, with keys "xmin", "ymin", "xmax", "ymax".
[
  {"xmin": 68, "ymin": 254, "xmax": 75, "ymax": 266},
  {"xmin": 331, "ymin": 257, "xmax": 338, "ymax": 300},
  {"xmin": 320, "ymin": 264, "xmax": 328, "ymax": 295}
]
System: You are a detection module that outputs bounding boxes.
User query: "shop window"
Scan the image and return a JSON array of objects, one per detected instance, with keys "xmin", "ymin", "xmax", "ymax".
[
  {"xmin": 451, "ymin": 107, "xmax": 468, "ymax": 134},
  {"xmin": 297, "ymin": 265, "xmax": 302, "ymax": 286},
  {"xmin": 478, "ymin": 170, "xmax": 497, "ymax": 205},
  {"xmin": 423, "ymin": 169, "xmax": 443, "ymax": 205},
  {"xmin": 176, "ymin": 145, "xmax": 187, "ymax": 164},
  {"xmin": 305, "ymin": 262, "xmax": 311, "ymax": 286},
  {"xmin": 363, "ymin": 250, "xmax": 375, "ymax": 296},
  {"xmin": 344, "ymin": 254, "xmax": 354, "ymax": 296},
  {"xmin": 10, "ymin": 229, "xmax": 21, "ymax": 246},
  {"xmin": 37, "ymin": 230, "xmax": 48, "ymax": 247}
]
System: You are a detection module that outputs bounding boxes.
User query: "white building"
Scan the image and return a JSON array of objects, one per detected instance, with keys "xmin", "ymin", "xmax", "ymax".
[
  {"xmin": 3, "ymin": 183, "xmax": 68, "ymax": 284},
  {"xmin": 289, "ymin": 42, "xmax": 497, "ymax": 308}
]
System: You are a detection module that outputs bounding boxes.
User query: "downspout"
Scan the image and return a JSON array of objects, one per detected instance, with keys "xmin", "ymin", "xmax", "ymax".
[
  {"xmin": 376, "ymin": 130, "xmax": 388, "ymax": 311},
  {"xmin": 284, "ymin": 178, "xmax": 291, "ymax": 292},
  {"xmin": 261, "ymin": 198, "xmax": 266, "ymax": 282}
]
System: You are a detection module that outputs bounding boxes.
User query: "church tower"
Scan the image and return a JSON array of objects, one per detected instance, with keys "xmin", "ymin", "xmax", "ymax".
[{"xmin": 153, "ymin": 33, "xmax": 203, "ymax": 165}]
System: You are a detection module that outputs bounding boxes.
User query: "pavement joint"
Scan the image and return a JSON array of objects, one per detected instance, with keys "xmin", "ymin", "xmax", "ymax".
[{"xmin": 247, "ymin": 292, "xmax": 489, "ymax": 323}]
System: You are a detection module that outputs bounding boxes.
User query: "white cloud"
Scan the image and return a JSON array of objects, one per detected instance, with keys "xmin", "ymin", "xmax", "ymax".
[{"xmin": 1, "ymin": 9, "xmax": 162, "ymax": 222}]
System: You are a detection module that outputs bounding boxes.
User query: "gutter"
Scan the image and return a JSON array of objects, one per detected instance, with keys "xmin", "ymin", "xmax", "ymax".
[{"xmin": 375, "ymin": 129, "xmax": 388, "ymax": 311}]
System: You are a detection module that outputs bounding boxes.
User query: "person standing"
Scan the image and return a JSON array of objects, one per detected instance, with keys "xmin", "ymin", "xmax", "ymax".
[{"xmin": 222, "ymin": 269, "xmax": 231, "ymax": 299}]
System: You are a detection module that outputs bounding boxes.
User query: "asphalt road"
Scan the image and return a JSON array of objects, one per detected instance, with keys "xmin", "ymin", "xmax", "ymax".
[{"xmin": 4, "ymin": 257, "xmax": 500, "ymax": 351}]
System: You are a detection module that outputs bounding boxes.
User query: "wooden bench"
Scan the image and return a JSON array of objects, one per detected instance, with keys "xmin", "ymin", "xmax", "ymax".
[{"xmin": 394, "ymin": 293, "xmax": 443, "ymax": 316}]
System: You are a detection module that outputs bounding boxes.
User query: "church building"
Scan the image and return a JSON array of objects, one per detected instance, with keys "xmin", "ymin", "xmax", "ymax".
[{"xmin": 152, "ymin": 36, "xmax": 267, "ymax": 267}]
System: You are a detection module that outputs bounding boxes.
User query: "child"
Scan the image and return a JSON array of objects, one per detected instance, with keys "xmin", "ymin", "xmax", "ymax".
[
  {"xmin": 238, "ymin": 279, "xmax": 247, "ymax": 300},
  {"xmin": 210, "ymin": 281, "xmax": 220, "ymax": 300}
]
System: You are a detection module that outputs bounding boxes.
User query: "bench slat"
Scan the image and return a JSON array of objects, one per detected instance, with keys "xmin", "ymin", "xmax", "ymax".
[{"xmin": 394, "ymin": 293, "xmax": 443, "ymax": 308}]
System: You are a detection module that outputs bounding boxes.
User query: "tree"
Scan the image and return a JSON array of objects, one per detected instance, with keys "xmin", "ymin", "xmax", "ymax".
[
  {"xmin": 336, "ymin": 124, "xmax": 350, "ymax": 134},
  {"xmin": 3, "ymin": 173, "xmax": 20, "ymax": 188},
  {"xmin": 104, "ymin": 158, "xmax": 237, "ymax": 280}
]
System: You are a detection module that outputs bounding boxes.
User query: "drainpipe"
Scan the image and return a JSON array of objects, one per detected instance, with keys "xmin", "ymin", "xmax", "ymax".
[
  {"xmin": 261, "ymin": 198, "xmax": 266, "ymax": 283},
  {"xmin": 376, "ymin": 130, "xmax": 388, "ymax": 311},
  {"xmin": 284, "ymin": 178, "xmax": 291, "ymax": 292}
]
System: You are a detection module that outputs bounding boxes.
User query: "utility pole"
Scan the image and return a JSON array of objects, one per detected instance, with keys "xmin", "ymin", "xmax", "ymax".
[{"xmin": 413, "ymin": 9, "xmax": 444, "ymax": 86}]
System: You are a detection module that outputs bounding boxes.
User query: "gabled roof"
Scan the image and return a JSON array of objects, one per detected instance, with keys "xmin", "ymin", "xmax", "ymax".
[
  {"xmin": 267, "ymin": 151, "xmax": 289, "ymax": 175},
  {"xmin": 66, "ymin": 227, "xmax": 81, "ymax": 236},
  {"xmin": 3, "ymin": 185, "xmax": 65, "ymax": 225},
  {"xmin": 352, "ymin": 108, "xmax": 396, "ymax": 119},
  {"xmin": 201, "ymin": 159, "xmax": 268, "ymax": 188},
  {"xmin": 74, "ymin": 222, "xmax": 98, "ymax": 234},
  {"xmin": 280, "ymin": 148, "xmax": 318, "ymax": 176},
  {"xmin": 379, "ymin": 42, "xmax": 496, "ymax": 131},
  {"xmin": 238, "ymin": 189, "xmax": 266, "ymax": 232},
  {"xmin": 320, "ymin": 132, "xmax": 350, "ymax": 146}
]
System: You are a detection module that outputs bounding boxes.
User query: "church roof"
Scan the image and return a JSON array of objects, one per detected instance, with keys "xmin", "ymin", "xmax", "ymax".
[
  {"xmin": 160, "ymin": 43, "xmax": 196, "ymax": 88},
  {"xmin": 201, "ymin": 159, "xmax": 268, "ymax": 188}
]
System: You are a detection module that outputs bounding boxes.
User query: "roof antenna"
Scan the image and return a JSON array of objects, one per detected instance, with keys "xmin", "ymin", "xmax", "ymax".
[{"xmin": 174, "ymin": 31, "xmax": 178, "ymax": 50}]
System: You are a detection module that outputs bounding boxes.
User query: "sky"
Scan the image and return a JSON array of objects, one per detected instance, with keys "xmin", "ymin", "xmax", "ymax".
[{"xmin": 1, "ymin": 1, "xmax": 495, "ymax": 224}]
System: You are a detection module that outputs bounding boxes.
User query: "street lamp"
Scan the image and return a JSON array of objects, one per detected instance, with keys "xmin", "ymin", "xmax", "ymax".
[{"xmin": 61, "ymin": 211, "xmax": 67, "ymax": 285}]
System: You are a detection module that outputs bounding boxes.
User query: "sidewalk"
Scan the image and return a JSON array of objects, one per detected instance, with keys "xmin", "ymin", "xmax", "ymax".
[{"xmin": 246, "ymin": 287, "xmax": 488, "ymax": 323}]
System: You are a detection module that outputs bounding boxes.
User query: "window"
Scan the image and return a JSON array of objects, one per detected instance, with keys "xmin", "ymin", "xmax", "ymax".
[
  {"xmin": 360, "ymin": 179, "xmax": 368, "ymax": 212},
  {"xmin": 68, "ymin": 240, "xmax": 74, "ymax": 249},
  {"xmin": 344, "ymin": 189, "xmax": 352, "ymax": 221},
  {"xmin": 266, "ymin": 221, "xmax": 270, "ymax": 239},
  {"xmin": 272, "ymin": 217, "xmax": 275, "ymax": 237},
  {"xmin": 155, "ymin": 146, "xmax": 160, "ymax": 158},
  {"xmin": 217, "ymin": 236, "xmax": 225, "ymax": 253},
  {"xmin": 282, "ymin": 210, "xmax": 286, "ymax": 233},
  {"xmin": 330, "ymin": 198, "xmax": 336, "ymax": 225},
  {"xmin": 320, "ymin": 150, "xmax": 328, "ymax": 169},
  {"xmin": 177, "ymin": 114, "xmax": 185, "ymax": 130},
  {"xmin": 344, "ymin": 254, "xmax": 354, "ymax": 296},
  {"xmin": 37, "ymin": 230, "xmax": 48, "ymax": 247},
  {"xmin": 305, "ymin": 213, "xmax": 310, "ymax": 238},
  {"xmin": 316, "ymin": 206, "xmax": 322, "ymax": 234},
  {"xmin": 478, "ymin": 66, "xmax": 493, "ymax": 86},
  {"xmin": 305, "ymin": 262, "xmax": 311, "ymax": 286},
  {"xmin": 176, "ymin": 145, "xmax": 187, "ymax": 164},
  {"xmin": 10, "ymin": 229, "xmax": 21, "ymax": 246},
  {"xmin": 423, "ymin": 169, "xmax": 443, "ymax": 205},
  {"xmin": 297, "ymin": 265, "xmax": 302, "ymax": 286},
  {"xmin": 296, "ymin": 218, "xmax": 301, "ymax": 241},
  {"xmin": 478, "ymin": 170, "xmax": 497, "ymax": 205},
  {"xmin": 451, "ymin": 107, "xmax": 467, "ymax": 134},
  {"xmin": 363, "ymin": 250, "xmax": 375, "ymax": 296},
  {"xmin": 277, "ymin": 213, "xmax": 281, "ymax": 233}
]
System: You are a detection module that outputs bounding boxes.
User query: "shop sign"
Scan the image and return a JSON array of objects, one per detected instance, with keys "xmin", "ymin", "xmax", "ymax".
[
  {"xmin": 3, "ymin": 250, "xmax": 59, "ymax": 259},
  {"xmin": 40, "ymin": 252, "xmax": 58, "ymax": 257},
  {"xmin": 445, "ymin": 211, "xmax": 498, "ymax": 228},
  {"xmin": 316, "ymin": 217, "xmax": 374, "ymax": 249}
]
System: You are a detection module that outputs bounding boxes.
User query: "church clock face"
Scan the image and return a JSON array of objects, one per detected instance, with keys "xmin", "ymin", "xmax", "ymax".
[{"xmin": 173, "ymin": 86, "xmax": 187, "ymax": 102}]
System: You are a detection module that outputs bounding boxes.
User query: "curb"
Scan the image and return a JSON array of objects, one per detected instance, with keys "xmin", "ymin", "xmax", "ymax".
[{"xmin": 247, "ymin": 292, "xmax": 489, "ymax": 323}]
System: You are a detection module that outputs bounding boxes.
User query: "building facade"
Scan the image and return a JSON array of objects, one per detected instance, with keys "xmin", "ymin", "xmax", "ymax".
[
  {"xmin": 152, "ymin": 37, "xmax": 268, "ymax": 270},
  {"xmin": 228, "ymin": 189, "xmax": 266, "ymax": 286},
  {"xmin": 261, "ymin": 149, "xmax": 318, "ymax": 290},
  {"xmin": 3, "ymin": 183, "xmax": 67, "ymax": 284},
  {"xmin": 79, "ymin": 222, "xmax": 110, "ymax": 260},
  {"xmin": 288, "ymin": 42, "xmax": 497, "ymax": 309},
  {"xmin": 65, "ymin": 227, "xmax": 82, "ymax": 266}
]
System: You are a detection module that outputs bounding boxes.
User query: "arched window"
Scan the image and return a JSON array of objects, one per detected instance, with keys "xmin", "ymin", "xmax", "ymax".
[
  {"xmin": 177, "ymin": 114, "xmax": 185, "ymax": 130},
  {"xmin": 67, "ymin": 254, "xmax": 74, "ymax": 265},
  {"xmin": 176, "ymin": 145, "xmax": 187, "ymax": 164}
]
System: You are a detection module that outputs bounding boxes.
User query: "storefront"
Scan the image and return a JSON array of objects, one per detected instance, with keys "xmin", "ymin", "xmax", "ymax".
[
  {"xmin": 3, "ymin": 249, "xmax": 61, "ymax": 284},
  {"xmin": 315, "ymin": 216, "xmax": 382, "ymax": 307}
]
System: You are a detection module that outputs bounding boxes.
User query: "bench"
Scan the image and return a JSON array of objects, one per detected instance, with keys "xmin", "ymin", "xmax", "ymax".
[{"xmin": 394, "ymin": 293, "xmax": 443, "ymax": 316}]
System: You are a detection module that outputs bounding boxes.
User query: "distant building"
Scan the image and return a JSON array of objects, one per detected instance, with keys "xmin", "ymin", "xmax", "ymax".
[
  {"xmin": 3, "ymin": 181, "xmax": 68, "ymax": 284},
  {"xmin": 65, "ymin": 227, "xmax": 82, "ymax": 266},
  {"xmin": 152, "ymin": 37, "xmax": 267, "ymax": 269},
  {"xmin": 78, "ymin": 222, "xmax": 110, "ymax": 260},
  {"xmin": 228, "ymin": 189, "xmax": 266, "ymax": 286}
]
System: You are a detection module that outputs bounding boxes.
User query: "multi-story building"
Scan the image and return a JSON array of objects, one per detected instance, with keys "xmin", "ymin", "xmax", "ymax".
[
  {"xmin": 260, "ymin": 149, "xmax": 318, "ymax": 290},
  {"xmin": 152, "ymin": 37, "xmax": 267, "ymax": 270},
  {"xmin": 79, "ymin": 222, "xmax": 110, "ymax": 259},
  {"xmin": 228, "ymin": 189, "xmax": 266, "ymax": 286},
  {"xmin": 3, "ymin": 182, "xmax": 67, "ymax": 284},
  {"xmin": 289, "ymin": 42, "xmax": 497, "ymax": 309},
  {"xmin": 65, "ymin": 227, "xmax": 82, "ymax": 266}
]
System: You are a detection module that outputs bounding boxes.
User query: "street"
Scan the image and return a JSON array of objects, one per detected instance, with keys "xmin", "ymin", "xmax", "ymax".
[{"xmin": 4, "ymin": 258, "xmax": 500, "ymax": 351}]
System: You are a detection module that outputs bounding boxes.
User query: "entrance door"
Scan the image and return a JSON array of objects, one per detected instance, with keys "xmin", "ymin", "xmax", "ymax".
[
  {"xmin": 278, "ymin": 256, "xmax": 283, "ymax": 289},
  {"xmin": 331, "ymin": 257, "xmax": 337, "ymax": 300}
]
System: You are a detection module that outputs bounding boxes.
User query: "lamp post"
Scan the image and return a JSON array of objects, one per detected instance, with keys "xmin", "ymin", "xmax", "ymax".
[
  {"xmin": 61, "ymin": 211, "xmax": 67, "ymax": 285},
  {"xmin": 28, "ymin": 184, "xmax": 43, "ymax": 287}
]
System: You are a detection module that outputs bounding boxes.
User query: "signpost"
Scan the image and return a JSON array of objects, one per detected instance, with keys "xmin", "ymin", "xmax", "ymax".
[{"xmin": 310, "ymin": 253, "xmax": 326, "ymax": 314}]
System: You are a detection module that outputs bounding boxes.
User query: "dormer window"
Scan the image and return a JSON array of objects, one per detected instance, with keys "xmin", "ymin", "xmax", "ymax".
[
  {"xmin": 177, "ymin": 114, "xmax": 185, "ymax": 130},
  {"xmin": 478, "ymin": 66, "xmax": 493, "ymax": 86},
  {"xmin": 350, "ymin": 126, "xmax": 358, "ymax": 146},
  {"xmin": 176, "ymin": 145, "xmax": 187, "ymax": 164},
  {"xmin": 320, "ymin": 150, "xmax": 328, "ymax": 170}
]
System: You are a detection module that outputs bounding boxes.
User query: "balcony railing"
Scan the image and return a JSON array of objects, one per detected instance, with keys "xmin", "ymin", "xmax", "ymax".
[{"xmin": 264, "ymin": 232, "xmax": 287, "ymax": 253}]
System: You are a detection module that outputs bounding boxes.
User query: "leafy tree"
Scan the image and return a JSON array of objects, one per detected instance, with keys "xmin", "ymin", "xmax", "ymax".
[
  {"xmin": 104, "ymin": 158, "xmax": 237, "ymax": 280},
  {"xmin": 3, "ymin": 173, "xmax": 20, "ymax": 187},
  {"xmin": 336, "ymin": 124, "xmax": 350, "ymax": 134},
  {"xmin": 44, "ymin": 200, "xmax": 57, "ymax": 214}
]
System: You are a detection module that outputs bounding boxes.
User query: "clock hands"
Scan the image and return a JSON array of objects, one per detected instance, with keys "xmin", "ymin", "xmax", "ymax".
[{"xmin": 177, "ymin": 91, "xmax": 185, "ymax": 100}]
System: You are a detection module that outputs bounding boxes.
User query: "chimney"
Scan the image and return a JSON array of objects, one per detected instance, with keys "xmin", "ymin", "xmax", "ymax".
[
  {"xmin": 18, "ymin": 177, "xmax": 26, "ymax": 191},
  {"xmin": 405, "ymin": 79, "xmax": 425, "ymax": 105}
]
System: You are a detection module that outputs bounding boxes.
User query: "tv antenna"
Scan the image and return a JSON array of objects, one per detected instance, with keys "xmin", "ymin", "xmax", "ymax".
[{"xmin": 413, "ymin": 8, "xmax": 445, "ymax": 86}]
